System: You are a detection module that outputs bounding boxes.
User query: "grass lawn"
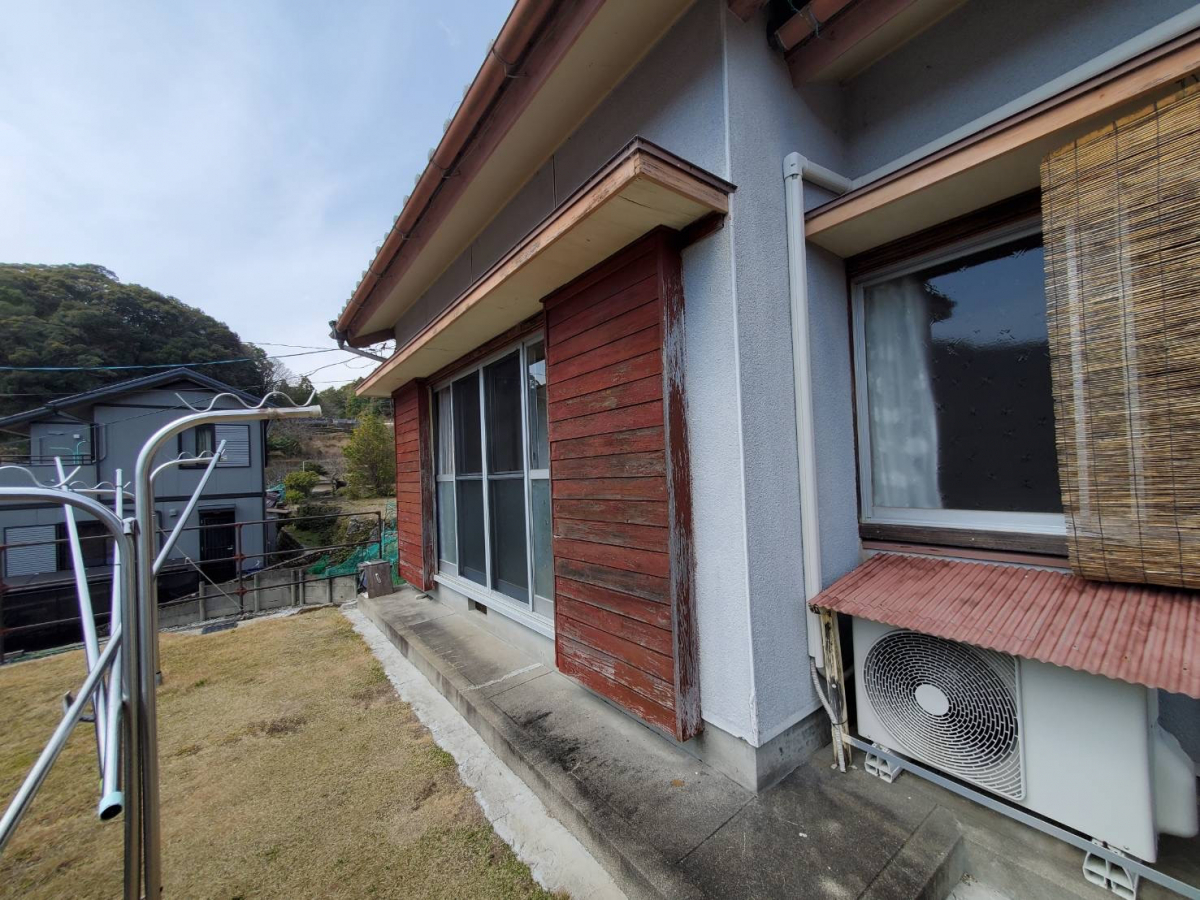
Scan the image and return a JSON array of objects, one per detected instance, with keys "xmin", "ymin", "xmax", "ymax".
[{"xmin": 0, "ymin": 608, "xmax": 560, "ymax": 899}]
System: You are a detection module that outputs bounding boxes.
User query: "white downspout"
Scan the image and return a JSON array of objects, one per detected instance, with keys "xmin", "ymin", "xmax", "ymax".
[{"xmin": 783, "ymin": 152, "xmax": 852, "ymax": 670}]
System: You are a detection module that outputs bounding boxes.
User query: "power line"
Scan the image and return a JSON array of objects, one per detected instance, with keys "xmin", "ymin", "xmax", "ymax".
[{"xmin": 0, "ymin": 348, "xmax": 347, "ymax": 373}]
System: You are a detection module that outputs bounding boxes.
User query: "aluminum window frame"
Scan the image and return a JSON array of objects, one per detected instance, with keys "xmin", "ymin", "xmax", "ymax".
[
  {"xmin": 430, "ymin": 332, "xmax": 553, "ymax": 628},
  {"xmin": 850, "ymin": 219, "xmax": 1066, "ymax": 538}
]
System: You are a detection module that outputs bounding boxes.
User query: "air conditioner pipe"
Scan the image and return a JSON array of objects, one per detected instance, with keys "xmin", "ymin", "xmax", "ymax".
[{"xmin": 783, "ymin": 152, "xmax": 852, "ymax": 672}]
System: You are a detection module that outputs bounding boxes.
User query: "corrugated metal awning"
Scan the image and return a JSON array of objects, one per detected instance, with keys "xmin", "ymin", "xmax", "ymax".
[{"xmin": 813, "ymin": 553, "xmax": 1199, "ymax": 699}]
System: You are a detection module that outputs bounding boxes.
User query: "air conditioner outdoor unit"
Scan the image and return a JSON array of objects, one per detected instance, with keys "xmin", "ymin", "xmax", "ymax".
[{"xmin": 852, "ymin": 617, "xmax": 1198, "ymax": 863}]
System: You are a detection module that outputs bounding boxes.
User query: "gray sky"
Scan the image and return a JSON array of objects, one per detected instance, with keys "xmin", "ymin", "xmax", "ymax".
[{"xmin": 0, "ymin": 0, "xmax": 514, "ymax": 387}]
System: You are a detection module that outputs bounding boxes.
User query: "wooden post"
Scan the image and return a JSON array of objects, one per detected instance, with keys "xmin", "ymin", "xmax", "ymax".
[
  {"xmin": 197, "ymin": 581, "xmax": 207, "ymax": 622},
  {"xmin": 820, "ymin": 609, "xmax": 852, "ymax": 765}
]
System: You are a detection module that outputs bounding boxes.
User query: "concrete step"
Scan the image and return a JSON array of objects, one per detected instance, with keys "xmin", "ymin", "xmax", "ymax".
[{"xmin": 358, "ymin": 588, "xmax": 972, "ymax": 900}]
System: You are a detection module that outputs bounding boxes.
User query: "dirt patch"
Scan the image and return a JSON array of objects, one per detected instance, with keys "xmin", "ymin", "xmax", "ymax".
[{"xmin": 0, "ymin": 608, "xmax": 560, "ymax": 899}]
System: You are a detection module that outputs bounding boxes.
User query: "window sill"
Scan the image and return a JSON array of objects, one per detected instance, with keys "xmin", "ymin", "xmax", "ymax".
[
  {"xmin": 433, "ymin": 572, "xmax": 555, "ymax": 640},
  {"xmin": 858, "ymin": 521, "xmax": 1068, "ymax": 557}
]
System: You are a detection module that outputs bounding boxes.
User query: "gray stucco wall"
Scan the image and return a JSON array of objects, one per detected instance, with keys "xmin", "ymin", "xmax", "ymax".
[
  {"xmin": 721, "ymin": 7, "xmax": 863, "ymax": 744},
  {"xmin": 384, "ymin": 0, "xmax": 1200, "ymax": 753},
  {"xmin": 841, "ymin": 0, "xmax": 1198, "ymax": 177}
]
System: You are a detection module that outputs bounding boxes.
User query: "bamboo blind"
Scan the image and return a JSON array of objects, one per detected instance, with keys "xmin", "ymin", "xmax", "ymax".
[{"xmin": 1042, "ymin": 82, "xmax": 1200, "ymax": 588}]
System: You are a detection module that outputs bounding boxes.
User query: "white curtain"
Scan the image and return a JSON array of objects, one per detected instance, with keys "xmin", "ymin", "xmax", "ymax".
[{"xmin": 863, "ymin": 276, "xmax": 941, "ymax": 509}]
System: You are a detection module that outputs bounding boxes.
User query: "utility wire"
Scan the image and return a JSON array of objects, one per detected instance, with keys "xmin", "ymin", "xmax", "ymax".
[{"xmin": 0, "ymin": 348, "xmax": 347, "ymax": 372}]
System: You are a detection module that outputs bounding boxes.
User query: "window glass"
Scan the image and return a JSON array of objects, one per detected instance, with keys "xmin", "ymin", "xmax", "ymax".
[
  {"xmin": 456, "ymin": 480, "xmax": 486, "ymax": 585},
  {"xmin": 861, "ymin": 232, "xmax": 1061, "ymax": 515},
  {"xmin": 452, "ymin": 374, "xmax": 482, "ymax": 475},
  {"xmin": 526, "ymin": 342, "xmax": 550, "ymax": 471},
  {"xmin": 435, "ymin": 387, "xmax": 453, "ymax": 476},
  {"xmin": 437, "ymin": 482, "xmax": 456, "ymax": 566},
  {"xmin": 489, "ymin": 479, "xmax": 529, "ymax": 602},
  {"xmin": 195, "ymin": 425, "xmax": 215, "ymax": 457},
  {"xmin": 531, "ymin": 478, "xmax": 553, "ymax": 601},
  {"xmin": 485, "ymin": 352, "xmax": 523, "ymax": 474},
  {"xmin": 434, "ymin": 337, "xmax": 554, "ymax": 620}
]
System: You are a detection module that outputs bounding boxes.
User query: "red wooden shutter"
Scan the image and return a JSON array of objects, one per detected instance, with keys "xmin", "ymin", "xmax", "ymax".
[
  {"xmin": 544, "ymin": 229, "xmax": 699, "ymax": 741},
  {"xmin": 392, "ymin": 380, "xmax": 435, "ymax": 591}
]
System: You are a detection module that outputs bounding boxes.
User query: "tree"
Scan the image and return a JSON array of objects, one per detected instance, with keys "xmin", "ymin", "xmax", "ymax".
[
  {"xmin": 0, "ymin": 264, "xmax": 273, "ymax": 414},
  {"xmin": 343, "ymin": 411, "xmax": 395, "ymax": 497},
  {"xmin": 315, "ymin": 380, "xmax": 391, "ymax": 419}
]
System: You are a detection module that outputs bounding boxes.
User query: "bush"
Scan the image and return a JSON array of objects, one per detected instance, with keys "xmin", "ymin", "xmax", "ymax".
[
  {"xmin": 344, "ymin": 412, "xmax": 395, "ymax": 498},
  {"xmin": 267, "ymin": 431, "xmax": 303, "ymax": 459},
  {"xmin": 283, "ymin": 470, "xmax": 320, "ymax": 505},
  {"xmin": 292, "ymin": 501, "xmax": 339, "ymax": 545}
]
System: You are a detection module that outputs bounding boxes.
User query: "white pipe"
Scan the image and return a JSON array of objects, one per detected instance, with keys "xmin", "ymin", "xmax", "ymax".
[{"xmin": 783, "ymin": 152, "xmax": 851, "ymax": 669}]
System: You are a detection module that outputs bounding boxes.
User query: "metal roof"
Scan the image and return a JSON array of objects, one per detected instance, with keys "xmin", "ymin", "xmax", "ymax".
[
  {"xmin": 813, "ymin": 553, "xmax": 1199, "ymax": 699},
  {"xmin": 0, "ymin": 368, "xmax": 265, "ymax": 429}
]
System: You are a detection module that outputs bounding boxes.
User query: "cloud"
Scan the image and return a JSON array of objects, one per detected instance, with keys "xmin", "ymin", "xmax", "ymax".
[{"xmin": 0, "ymin": 0, "xmax": 512, "ymax": 386}]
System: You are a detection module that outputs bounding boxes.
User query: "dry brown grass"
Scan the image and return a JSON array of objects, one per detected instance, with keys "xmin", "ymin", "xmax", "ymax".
[{"xmin": 0, "ymin": 609, "xmax": 561, "ymax": 899}]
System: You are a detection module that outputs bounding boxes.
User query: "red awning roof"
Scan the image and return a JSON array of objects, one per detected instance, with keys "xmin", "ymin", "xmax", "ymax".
[{"xmin": 813, "ymin": 553, "xmax": 1200, "ymax": 699}]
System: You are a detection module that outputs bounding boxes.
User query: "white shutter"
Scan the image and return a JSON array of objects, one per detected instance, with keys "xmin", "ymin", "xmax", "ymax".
[
  {"xmin": 215, "ymin": 424, "xmax": 251, "ymax": 467},
  {"xmin": 5, "ymin": 525, "xmax": 58, "ymax": 576}
]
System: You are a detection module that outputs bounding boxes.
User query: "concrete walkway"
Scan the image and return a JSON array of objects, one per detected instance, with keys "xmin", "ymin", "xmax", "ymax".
[{"xmin": 358, "ymin": 587, "xmax": 1199, "ymax": 900}]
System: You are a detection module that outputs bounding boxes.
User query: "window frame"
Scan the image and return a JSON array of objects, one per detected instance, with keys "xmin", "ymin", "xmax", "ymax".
[
  {"xmin": 850, "ymin": 217, "xmax": 1066, "ymax": 539},
  {"xmin": 430, "ymin": 332, "xmax": 554, "ymax": 635}
]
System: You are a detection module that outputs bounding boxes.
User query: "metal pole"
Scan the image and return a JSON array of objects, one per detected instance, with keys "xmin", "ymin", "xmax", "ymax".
[
  {"xmin": 119, "ymin": 515, "xmax": 141, "ymax": 900},
  {"xmin": 0, "ymin": 627, "xmax": 120, "ymax": 853},
  {"xmin": 100, "ymin": 469, "xmax": 125, "ymax": 820},
  {"xmin": 132, "ymin": 393, "xmax": 319, "ymax": 896},
  {"xmin": 153, "ymin": 440, "xmax": 226, "ymax": 574},
  {"xmin": 54, "ymin": 458, "xmax": 108, "ymax": 768}
]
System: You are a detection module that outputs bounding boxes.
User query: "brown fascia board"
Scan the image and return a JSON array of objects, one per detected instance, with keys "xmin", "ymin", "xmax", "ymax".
[
  {"xmin": 727, "ymin": 0, "xmax": 769, "ymax": 23},
  {"xmin": 337, "ymin": 0, "xmax": 598, "ymax": 341},
  {"xmin": 773, "ymin": 0, "xmax": 857, "ymax": 52}
]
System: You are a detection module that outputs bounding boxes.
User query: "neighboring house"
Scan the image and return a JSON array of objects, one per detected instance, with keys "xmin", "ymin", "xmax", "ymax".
[
  {"xmin": 331, "ymin": 0, "xmax": 1200, "ymax": 869},
  {"xmin": 0, "ymin": 368, "xmax": 270, "ymax": 650}
]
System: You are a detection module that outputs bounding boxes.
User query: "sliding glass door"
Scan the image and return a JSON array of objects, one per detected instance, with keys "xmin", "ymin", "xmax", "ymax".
[{"xmin": 432, "ymin": 337, "xmax": 554, "ymax": 621}]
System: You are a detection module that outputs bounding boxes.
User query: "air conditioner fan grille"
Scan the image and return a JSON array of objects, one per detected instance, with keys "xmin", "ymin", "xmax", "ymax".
[{"xmin": 863, "ymin": 629, "xmax": 1024, "ymax": 800}]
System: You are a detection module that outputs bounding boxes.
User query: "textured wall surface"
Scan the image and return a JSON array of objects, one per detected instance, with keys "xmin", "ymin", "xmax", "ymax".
[{"xmin": 841, "ymin": 0, "xmax": 1197, "ymax": 176}]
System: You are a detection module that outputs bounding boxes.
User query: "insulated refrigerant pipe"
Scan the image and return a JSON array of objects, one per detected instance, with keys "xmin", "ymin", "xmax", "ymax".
[
  {"xmin": 132, "ymin": 396, "xmax": 320, "ymax": 896},
  {"xmin": 782, "ymin": 152, "xmax": 852, "ymax": 670}
]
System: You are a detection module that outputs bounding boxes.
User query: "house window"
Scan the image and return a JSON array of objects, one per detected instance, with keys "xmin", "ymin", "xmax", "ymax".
[
  {"xmin": 56, "ymin": 521, "xmax": 111, "ymax": 570},
  {"xmin": 852, "ymin": 224, "xmax": 1064, "ymax": 536},
  {"xmin": 433, "ymin": 336, "xmax": 553, "ymax": 620},
  {"xmin": 181, "ymin": 423, "xmax": 250, "ymax": 467}
]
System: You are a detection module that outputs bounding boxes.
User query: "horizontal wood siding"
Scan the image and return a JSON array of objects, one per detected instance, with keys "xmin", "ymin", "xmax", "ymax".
[
  {"xmin": 544, "ymin": 230, "xmax": 699, "ymax": 741},
  {"xmin": 393, "ymin": 380, "xmax": 434, "ymax": 591}
]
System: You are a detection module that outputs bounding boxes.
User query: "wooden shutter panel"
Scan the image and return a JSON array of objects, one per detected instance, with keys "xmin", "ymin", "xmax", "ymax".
[
  {"xmin": 543, "ymin": 229, "xmax": 699, "ymax": 742},
  {"xmin": 393, "ymin": 381, "xmax": 435, "ymax": 591},
  {"xmin": 1042, "ymin": 82, "xmax": 1200, "ymax": 587}
]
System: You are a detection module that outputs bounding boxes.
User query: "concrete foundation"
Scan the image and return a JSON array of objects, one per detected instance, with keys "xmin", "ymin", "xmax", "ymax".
[{"xmin": 157, "ymin": 571, "xmax": 358, "ymax": 630}]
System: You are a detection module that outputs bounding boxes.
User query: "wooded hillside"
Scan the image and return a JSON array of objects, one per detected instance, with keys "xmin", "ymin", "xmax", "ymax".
[{"xmin": 0, "ymin": 263, "xmax": 272, "ymax": 415}]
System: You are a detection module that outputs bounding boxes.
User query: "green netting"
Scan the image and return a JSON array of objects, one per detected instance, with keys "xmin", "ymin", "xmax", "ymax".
[{"xmin": 306, "ymin": 501, "xmax": 398, "ymax": 579}]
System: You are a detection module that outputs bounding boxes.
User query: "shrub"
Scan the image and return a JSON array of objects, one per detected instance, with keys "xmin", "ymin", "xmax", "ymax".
[{"xmin": 283, "ymin": 470, "xmax": 320, "ymax": 505}]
